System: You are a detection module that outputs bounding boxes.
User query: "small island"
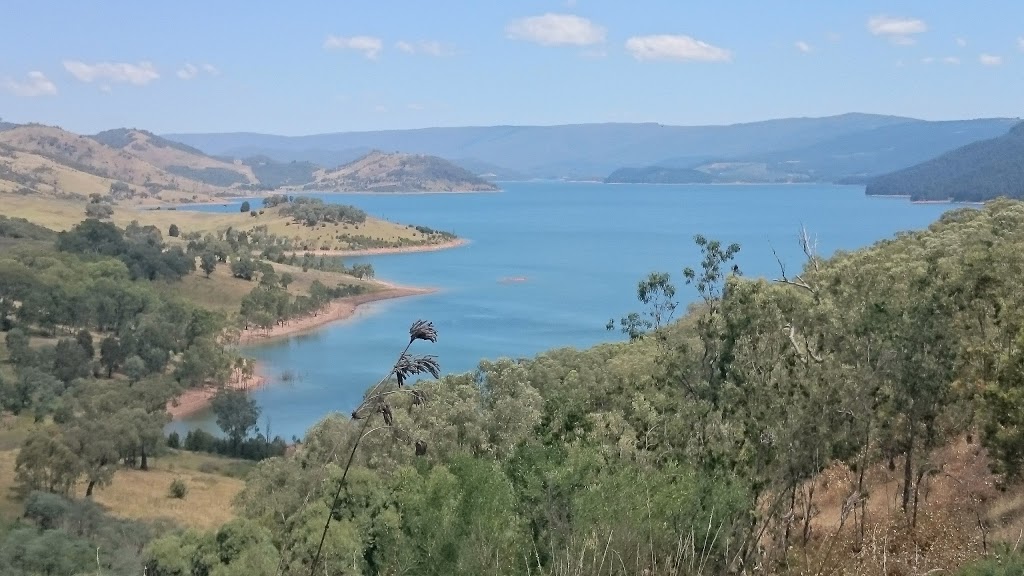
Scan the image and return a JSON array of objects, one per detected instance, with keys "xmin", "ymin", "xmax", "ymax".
[{"xmin": 305, "ymin": 150, "xmax": 500, "ymax": 193}]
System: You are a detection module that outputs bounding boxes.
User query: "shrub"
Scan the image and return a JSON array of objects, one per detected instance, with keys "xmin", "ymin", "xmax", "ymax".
[
  {"xmin": 166, "ymin": 431, "xmax": 180, "ymax": 449},
  {"xmin": 168, "ymin": 223, "xmax": 180, "ymax": 237},
  {"xmin": 168, "ymin": 478, "xmax": 188, "ymax": 499},
  {"xmin": 240, "ymin": 200, "xmax": 251, "ymax": 212}
]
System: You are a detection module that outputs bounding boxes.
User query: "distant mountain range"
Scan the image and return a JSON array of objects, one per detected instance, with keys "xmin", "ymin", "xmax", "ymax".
[
  {"xmin": 866, "ymin": 121, "xmax": 1024, "ymax": 202},
  {"xmin": 165, "ymin": 114, "xmax": 1020, "ymax": 182}
]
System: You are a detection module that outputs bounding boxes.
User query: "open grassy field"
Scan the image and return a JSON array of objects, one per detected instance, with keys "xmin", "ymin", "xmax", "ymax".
[
  {"xmin": 0, "ymin": 191, "xmax": 445, "ymax": 250},
  {"xmin": 0, "ymin": 446, "xmax": 246, "ymax": 530}
]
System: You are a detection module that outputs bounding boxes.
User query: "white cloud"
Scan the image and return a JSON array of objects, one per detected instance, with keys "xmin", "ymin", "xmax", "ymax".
[
  {"xmin": 176, "ymin": 63, "xmax": 198, "ymax": 79},
  {"xmin": 867, "ymin": 15, "xmax": 927, "ymax": 45},
  {"xmin": 625, "ymin": 34, "xmax": 732, "ymax": 62},
  {"xmin": 396, "ymin": 40, "xmax": 454, "ymax": 56},
  {"xmin": 3, "ymin": 71, "xmax": 57, "ymax": 97},
  {"xmin": 177, "ymin": 62, "xmax": 220, "ymax": 79},
  {"xmin": 63, "ymin": 60, "xmax": 159, "ymax": 85},
  {"xmin": 506, "ymin": 13, "xmax": 606, "ymax": 46},
  {"xmin": 923, "ymin": 56, "xmax": 960, "ymax": 65},
  {"xmin": 979, "ymin": 53, "xmax": 1003, "ymax": 67},
  {"xmin": 955, "ymin": 37, "xmax": 967, "ymax": 47},
  {"xmin": 795, "ymin": 41, "xmax": 812, "ymax": 53},
  {"xmin": 323, "ymin": 35, "xmax": 383, "ymax": 59}
]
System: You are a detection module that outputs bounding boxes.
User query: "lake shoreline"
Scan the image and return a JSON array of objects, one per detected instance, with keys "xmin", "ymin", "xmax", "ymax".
[
  {"xmin": 236, "ymin": 284, "xmax": 436, "ymax": 346},
  {"xmin": 167, "ymin": 363, "xmax": 269, "ymax": 420},
  {"xmin": 166, "ymin": 235, "xmax": 460, "ymax": 422},
  {"xmin": 286, "ymin": 238, "xmax": 468, "ymax": 257},
  {"xmin": 167, "ymin": 285, "xmax": 436, "ymax": 422}
]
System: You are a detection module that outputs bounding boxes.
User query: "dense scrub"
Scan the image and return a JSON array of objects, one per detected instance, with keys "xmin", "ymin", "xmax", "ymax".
[{"xmin": 136, "ymin": 199, "xmax": 1024, "ymax": 575}]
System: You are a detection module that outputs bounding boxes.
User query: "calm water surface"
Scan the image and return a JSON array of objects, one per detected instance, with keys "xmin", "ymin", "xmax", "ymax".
[{"xmin": 170, "ymin": 182, "xmax": 957, "ymax": 439}]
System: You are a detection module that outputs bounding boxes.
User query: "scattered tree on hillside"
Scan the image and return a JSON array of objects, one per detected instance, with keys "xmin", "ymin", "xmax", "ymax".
[
  {"xmin": 84, "ymin": 202, "xmax": 114, "ymax": 220},
  {"xmin": 168, "ymin": 223, "xmax": 180, "ymax": 237},
  {"xmin": 200, "ymin": 251, "xmax": 217, "ymax": 277},
  {"xmin": 211, "ymin": 388, "xmax": 260, "ymax": 446}
]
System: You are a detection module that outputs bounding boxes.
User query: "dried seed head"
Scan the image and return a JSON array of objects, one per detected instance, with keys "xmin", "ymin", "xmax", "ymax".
[
  {"xmin": 409, "ymin": 320, "xmax": 438, "ymax": 343},
  {"xmin": 380, "ymin": 403, "xmax": 394, "ymax": 426},
  {"xmin": 395, "ymin": 354, "xmax": 441, "ymax": 386},
  {"xmin": 415, "ymin": 440, "xmax": 428, "ymax": 456},
  {"xmin": 411, "ymin": 389, "xmax": 427, "ymax": 406}
]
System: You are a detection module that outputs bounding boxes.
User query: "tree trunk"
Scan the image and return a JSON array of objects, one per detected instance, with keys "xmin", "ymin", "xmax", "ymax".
[
  {"xmin": 901, "ymin": 420, "xmax": 915, "ymax": 513},
  {"xmin": 86, "ymin": 480, "xmax": 96, "ymax": 497},
  {"xmin": 140, "ymin": 444, "xmax": 148, "ymax": 471}
]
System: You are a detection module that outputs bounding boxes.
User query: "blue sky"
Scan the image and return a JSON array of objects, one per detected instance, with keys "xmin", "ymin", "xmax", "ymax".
[{"xmin": 1, "ymin": 1, "xmax": 1021, "ymax": 135}]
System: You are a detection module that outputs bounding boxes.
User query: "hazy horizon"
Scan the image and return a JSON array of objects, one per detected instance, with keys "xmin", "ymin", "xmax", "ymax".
[{"xmin": 2, "ymin": 1, "xmax": 1023, "ymax": 135}]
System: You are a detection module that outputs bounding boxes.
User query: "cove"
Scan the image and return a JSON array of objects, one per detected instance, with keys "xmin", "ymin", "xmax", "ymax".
[{"xmin": 170, "ymin": 182, "xmax": 957, "ymax": 440}]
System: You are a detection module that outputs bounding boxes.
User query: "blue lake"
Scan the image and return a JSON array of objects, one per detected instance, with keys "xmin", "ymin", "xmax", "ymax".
[{"xmin": 169, "ymin": 182, "xmax": 957, "ymax": 440}]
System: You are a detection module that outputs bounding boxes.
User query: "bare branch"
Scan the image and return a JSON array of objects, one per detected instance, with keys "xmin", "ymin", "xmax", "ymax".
[{"xmin": 785, "ymin": 323, "xmax": 823, "ymax": 364}]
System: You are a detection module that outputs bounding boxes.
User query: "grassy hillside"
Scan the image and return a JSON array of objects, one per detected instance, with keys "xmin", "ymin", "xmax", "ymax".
[
  {"xmin": 0, "ymin": 191, "xmax": 446, "ymax": 248},
  {"xmin": 866, "ymin": 121, "xmax": 1024, "ymax": 201},
  {"xmin": 309, "ymin": 150, "xmax": 500, "ymax": 192},
  {"xmin": 0, "ymin": 124, "xmax": 222, "ymax": 194},
  {"xmin": 91, "ymin": 128, "xmax": 257, "ymax": 186}
]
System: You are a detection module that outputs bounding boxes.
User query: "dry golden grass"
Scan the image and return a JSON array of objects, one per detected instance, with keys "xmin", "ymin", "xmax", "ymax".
[
  {"xmin": 0, "ymin": 149, "xmax": 116, "ymax": 196},
  {"xmin": 120, "ymin": 130, "xmax": 257, "ymax": 184},
  {"xmin": 86, "ymin": 454, "xmax": 245, "ymax": 530},
  {"xmin": 0, "ymin": 191, "xmax": 436, "ymax": 248},
  {"xmin": 0, "ymin": 125, "xmax": 219, "ymax": 195},
  {"xmin": 788, "ymin": 435, "xmax": 1024, "ymax": 575},
  {"xmin": 0, "ymin": 447, "xmax": 246, "ymax": 530}
]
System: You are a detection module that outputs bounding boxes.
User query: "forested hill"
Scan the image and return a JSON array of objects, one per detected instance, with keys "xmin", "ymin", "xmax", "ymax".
[
  {"xmin": 308, "ymin": 150, "xmax": 499, "ymax": 192},
  {"xmin": 866, "ymin": 121, "xmax": 1024, "ymax": 202},
  {"xmin": 604, "ymin": 166, "xmax": 713, "ymax": 184}
]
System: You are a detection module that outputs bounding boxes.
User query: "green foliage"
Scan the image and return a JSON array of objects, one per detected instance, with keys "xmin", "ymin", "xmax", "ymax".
[
  {"xmin": 239, "ymin": 200, "xmax": 251, "ymax": 212},
  {"xmin": 1, "ymin": 490, "xmax": 163, "ymax": 575},
  {"xmin": 180, "ymin": 427, "xmax": 287, "ymax": 460},
  {"xmin": 168, "ymin": 223, "xmax": 180, "ymax": 237},
  {"xmin": 199, "ymin": 250, "xmax": 218, "ymax": 277},
  {"xmin": 56, "ymin": 219, "xmax": 194, "ymax": 281},
  {"xmin": 272, "ymin": 195, "xmax": 367, "ymax": 226},
  {"xmin": 230, "ymin": 254, "xmax": 259, "ymax": 280},
  {"xmin": 211, "ymin": 388, "xmax": 261, "ymax": 444},
  {"xmin": 84, "ymin": 202, "xmax": 114, "ymax": 219},
  {"xmin": 0, "ymin": 215, "xmax": 57, "ymax": 241},
  {"xmin": 238, "ymin": 280, "xmax": 364, "ymax": 332},
  {"xmin": 168, "ymin": 477, "xmax": 188, "ymax": 499}
]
